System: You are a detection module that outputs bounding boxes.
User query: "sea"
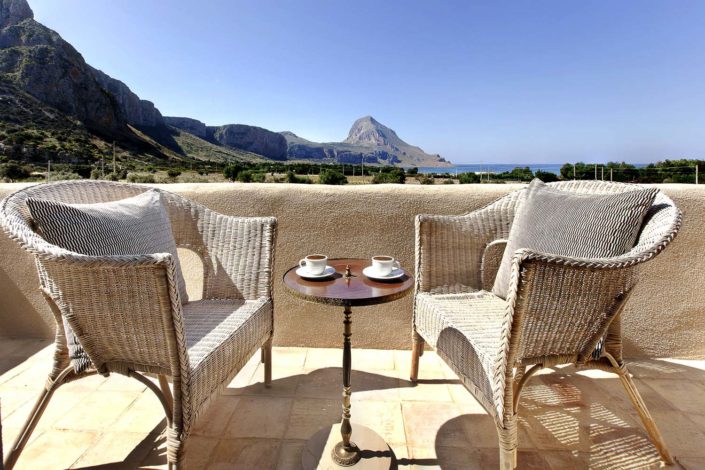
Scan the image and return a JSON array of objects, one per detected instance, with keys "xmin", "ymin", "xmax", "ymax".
[{"xmin": 417, "ymin": 163, "xmax": 648, "ymax": 176}]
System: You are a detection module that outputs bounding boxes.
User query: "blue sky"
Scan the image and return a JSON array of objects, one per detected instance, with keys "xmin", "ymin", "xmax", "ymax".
[{"xmin": 30, "ymin": 0, "xmax": 705, "ymax": 164}]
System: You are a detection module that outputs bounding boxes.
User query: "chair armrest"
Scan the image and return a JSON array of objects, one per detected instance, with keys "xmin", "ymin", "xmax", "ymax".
[
  {"xmin": 415, "ymin": 203, "xmax": 512, "ymax": 293},
  {"xmin": 481, "ymin": 239, "xmax": 507, "ymax": 291},
  {"xmin": 503, "ymin": 248, "xmax": 644, "ymax": 367},
  {"xmin": 39, "ymin": 252, "xmax": 187, "ymax": 378}
]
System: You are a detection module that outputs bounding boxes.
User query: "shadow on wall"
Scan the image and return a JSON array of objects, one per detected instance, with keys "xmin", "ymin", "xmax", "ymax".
[{"xmin": 0, "ymin": 265, "xmax": 52, "ymax": 338}]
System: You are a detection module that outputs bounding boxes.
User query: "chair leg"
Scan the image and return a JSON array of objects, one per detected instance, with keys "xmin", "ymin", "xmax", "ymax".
[
  {"xmin": 263, "ymin": 336, "xmax": 273, "ymax": 388},
  {"xmin": 158, "ymin": 375, "xmax": 174, "ymax": 415},
  {"xmin": 3, "ymin": 366, "xmax": 74, "ymax": 470},
  {"xmin": 497, "ymin": 419, "xmax": 518, "ymax": 470},
  {"xmin": 410, "ymin": 330, "xmax": 425, "ymax": 382},
  {"xmin": 615, "ymin": 364, "xmax": 674, "ymax": 465},
  {"xmin": 166, "ymin": 427, "xmax": 183, "ymax": 470}
]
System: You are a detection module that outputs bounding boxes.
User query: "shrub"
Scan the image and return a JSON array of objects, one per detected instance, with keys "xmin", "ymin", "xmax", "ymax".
[
  {"xmin": 319, "ymin": 169, "xmax": 348, "ymax": 185},
  {"xmin": 415, "ymin": 174, "xmax": 434, "ymax": 185},
  {"xmin": 47, "ymin": 170, "xmax": 82, "ymax": 182},
  {"xmin": 443, "ymin": 178, "xmax": 455, "ymax": 184},
  {"xmin": 457, "ymin": 172, "xmax": 480, "ymax": 184},
  {"xmin": 167, "ymin": 169, "xmax": 182, "ymax": 179},
  {"xmin": 535, "ymin": 170, "xmax": 559, "ymax": 183},
  {"xmin": 250, "ymin": 172, "xmax": 266, "ymax": 183},
  {"xmin": 127, "ymin": 173, "xmax": 156, "ymax": 184},
  {"xmin": 406, "ymin": 167, "xmax": 419, "ymax": 175},
  {"xmin": 286, "ymin": 171, "xmax": 310, "ymax": 184},
  {"xmin": 223, "ymin": 163, "xmax": 246, "ymax": 181},
  {"xmin": 0, "ymin": 162, "xmax": 31, "ymax": 181},
  {"xmin": 372, "ymin": 168, "xmax": 405, "ymax": 184}
]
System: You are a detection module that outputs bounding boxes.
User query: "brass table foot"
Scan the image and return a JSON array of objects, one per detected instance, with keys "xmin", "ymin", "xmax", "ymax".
[
  {"xmin": 332, "ymin": 441, "xmax": 361, "ymax": 466},
  {"xmin": 302, "ymin": 423, "xmax": 393, "ymax": 470}
]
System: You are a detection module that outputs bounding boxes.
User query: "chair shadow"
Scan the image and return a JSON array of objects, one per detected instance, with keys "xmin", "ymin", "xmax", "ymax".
[
  {"xmin": 73, "ymin": 419, "xmax": 167, "ymax": 469},
  {"xmin": 433, "ymin": 360, "xmax": 703, "ymax": 469}
]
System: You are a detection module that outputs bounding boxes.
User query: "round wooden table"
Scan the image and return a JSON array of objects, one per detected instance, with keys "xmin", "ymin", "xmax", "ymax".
[{"xmin": 283, "ymin": 258, "xmax": 414, "ymax": 469}]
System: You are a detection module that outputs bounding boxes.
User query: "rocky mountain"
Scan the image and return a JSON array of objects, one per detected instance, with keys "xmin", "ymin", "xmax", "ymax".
[
  {"xmin": 90, "ymin": 67, "xmax": 164, "ymax": 128},
  {"xmin": 208, "ymin": 124, "xmax": 287, "ymax": 161},
  {"xmin": 164, "ymin": 116, "xmax": 207, "ymax": 138},
  {"xmin": 165, "ymin": 117, "xmax": 288, "ymax": 161},
  {"xmin": 280, "ymin": 116, "xmax": 449, "ymax": 167},
  {"xmin": 0, "ymin": 0, "xmax": 450, "ymax": 168},
  {"xmin": 0, "ymin": 0, "xmax": 263, "ymax": 167},
  {"xmin": 0, "ymin": 0, "xmax": 125, "ymax": 132}
]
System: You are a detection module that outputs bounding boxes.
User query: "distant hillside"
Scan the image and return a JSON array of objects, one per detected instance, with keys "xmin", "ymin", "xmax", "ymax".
[{"xmin": 280, "ymin": 116, "xmax": 450, "ymax": 167}]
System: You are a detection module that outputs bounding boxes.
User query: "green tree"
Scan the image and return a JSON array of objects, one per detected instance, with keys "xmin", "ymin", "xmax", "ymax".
[
  {"xmin": 535, "ymin": 170, "xmax": 559, "ymax": 182},
  {"xmin": 286, "ymin": 171, "xmax": 310, "ymax": 184},
  {"xmin": 319, "ymin": 169, "xmax": 348, "ymax": 185},
  {"xmin": 372, "ymin": 168, "xmax": 405, "ymax": 184},
  {"xmin": 0, "ymin": 162, "xmax": 30, "ymax": 181},
  {"xmin": 457, "ymin": 172, "xmax": 480, "ymax": 184},
  {"xmin": 223, "ymin": 163, "xmax": 246, "ymax": 181},
  {"xmin": 416, "ymin": 174, "xmax": 434, "ymax": 185}
]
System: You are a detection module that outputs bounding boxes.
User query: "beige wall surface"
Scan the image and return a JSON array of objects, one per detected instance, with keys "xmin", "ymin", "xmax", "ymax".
[{"xmin": 0, "ymin": 182, "xmax": 703, "ymax": 359}]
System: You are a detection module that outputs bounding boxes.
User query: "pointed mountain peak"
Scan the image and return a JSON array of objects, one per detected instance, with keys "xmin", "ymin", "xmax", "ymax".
[
  {"xmin": 344, "ymin": 115, "xmax": 401, "ymax": 147},
  {"xmin": 1, "ymin": 0, "xmax": 33, "ymax": 28}
]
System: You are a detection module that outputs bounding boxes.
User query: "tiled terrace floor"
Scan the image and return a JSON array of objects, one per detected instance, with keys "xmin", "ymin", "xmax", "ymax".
[{"xmin": 1, "ymin": 339, "xmax": 704, "ymax": 469}]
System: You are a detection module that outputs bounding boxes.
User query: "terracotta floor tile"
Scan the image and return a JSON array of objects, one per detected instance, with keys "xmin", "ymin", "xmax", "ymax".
[
  {"xmin": 285, "ymin": 398, "xmax": 340, "ymax": 440},
  {"xmin": 54, "ymin": 390, "xmax": 141, "ymax": 431},
  {"xmin": 225, "ymin": 396, "xmax": 292, "ymax": 439},
  {"xmin": 402, "ymin": 402, "xmax": 467, "ymax": 448},
  {"xmin": 191, "ymin": 395, "xmax": 241, "ymax": 437},
  {"xmin": 304, "ymin": 348, "xmax": 342, "ymax": 369},
  {"xmin": 208, "ymin": 438, "xmax": 280, "ymax": 469},
  {"xmin": 272, "ymin": 347, "xmax": 308, "ymax": 369},
  {"xmin": 347, "ymin": 400, "xmax": 406, "ymax": 445},
  {"xmin": 13, "ymin": 429, "xmax": 99, "ymax": 470},
  {"xmin": 111, "ymin": 389, "xmax": 169, "ymax": 434},
  {"xmin": 352, "ymin": 349, "xmax": 396, "ymax": 370},
  {"xmin": 398, "ymin": 369, "xmax": 454, "ymax": 403},
  {"xmin": 275, "ymin": 439, "xmax": 306, "ymax": 470},
  {"xmin": 71, "ymin": 431, "xmax": 157, "ymax": 468},
  {"xmin": 0, "ymin": 342, "xmax": 701, "ymax": 470}
]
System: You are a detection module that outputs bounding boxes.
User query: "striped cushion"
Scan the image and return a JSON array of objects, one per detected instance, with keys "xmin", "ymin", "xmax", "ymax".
[
  {"xmin": 26, "ymin": 190, "xmax": 188, "ymax": 303},
  {"xmin": 492, "ymin": 179, "xmax": 658, "ymax": 298}
]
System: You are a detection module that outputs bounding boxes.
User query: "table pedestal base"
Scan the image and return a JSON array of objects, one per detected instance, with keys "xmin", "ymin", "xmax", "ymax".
[{"xmin": 301, "ymin": 423, "xmax": 393, "ymax": 470}]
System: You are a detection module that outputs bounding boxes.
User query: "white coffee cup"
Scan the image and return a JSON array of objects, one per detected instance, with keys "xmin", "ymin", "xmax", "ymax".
[
  {"xmin": 299, "ymin": 254, "xmax": 328, "ymax": 275},
  {"xmin": 371, "ymin": 256, "xmax": 400, "ymax": 277}
]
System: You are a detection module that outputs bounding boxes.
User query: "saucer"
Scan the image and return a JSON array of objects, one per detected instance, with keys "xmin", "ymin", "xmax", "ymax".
[
  {"xmin": 363, "ymin": 266, "xmax": 404, "ymax": 281},
  {"xmin": 296, "ymin": 265, "xmax": 336, "ymax": 280}
]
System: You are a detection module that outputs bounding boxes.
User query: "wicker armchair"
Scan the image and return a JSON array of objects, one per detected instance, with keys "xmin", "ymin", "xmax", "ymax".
[
  {"xmin": 0, "ymin": 181, "xmax": 277, "ymax": 469},
  {"xmin": 410, "ymin": 181, "xmax": 681, "ymax": 469}
]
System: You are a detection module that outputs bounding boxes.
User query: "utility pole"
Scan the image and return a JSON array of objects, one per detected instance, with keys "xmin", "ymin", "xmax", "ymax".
[
  {"xmin": 601, "ymin": 166, "xmax": 604, "ymax": 181},
  {"xmin": 610, "ymin": 168, "xmax": 613, "ymax": 182},
  {"xmin": 594, "ymin": 164, "xmax": 597, "ymax": 180},
  {"xmin": 573, "ymin": 164, "xmax": 576, "ymax": 180}
]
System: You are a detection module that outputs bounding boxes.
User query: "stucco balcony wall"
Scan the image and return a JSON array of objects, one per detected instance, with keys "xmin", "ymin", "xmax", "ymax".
[{"xmin": 0, "ymin": 182, "xmax": 703, "ymax": 359}]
